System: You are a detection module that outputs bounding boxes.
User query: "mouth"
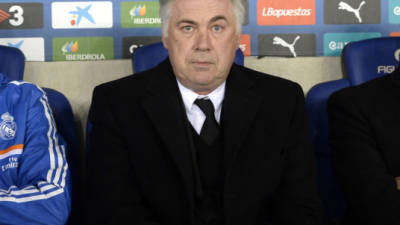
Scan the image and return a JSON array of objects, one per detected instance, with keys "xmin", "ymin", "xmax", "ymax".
[
  {"xmin": 193, "ymin": 61, "xmax": 212, "ymax": 66},
  {"xmin": 191, "ymin": 60, "xmax": 214, "ymax": 67},
  {"xmin": 190, "ymin": 61, "xmax": 214, "ymax": 72}
]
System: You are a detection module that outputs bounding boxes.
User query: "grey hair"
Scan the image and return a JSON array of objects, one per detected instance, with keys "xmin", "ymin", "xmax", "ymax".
[{"xmin": 159, "ymin": 0, "xmax": 245, "ymax": 36}]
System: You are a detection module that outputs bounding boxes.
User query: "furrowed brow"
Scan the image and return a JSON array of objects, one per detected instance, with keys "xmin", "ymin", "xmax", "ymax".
[
  {"xmin": 209, "ymin": 16, "xmax": 228, "ymax": 24},
  {"xmin": 176, "ymin": 20, "xmax": 197, "ymax": 26}
]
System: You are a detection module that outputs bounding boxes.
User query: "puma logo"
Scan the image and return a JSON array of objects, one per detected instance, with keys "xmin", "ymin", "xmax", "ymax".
[
  {"xmin": 272, "ymin": 36, "xmax": 300, "ymax": 57},
  {"xmin": 338, "ymin": 1, "xmax": 366, "ymax": 23}
]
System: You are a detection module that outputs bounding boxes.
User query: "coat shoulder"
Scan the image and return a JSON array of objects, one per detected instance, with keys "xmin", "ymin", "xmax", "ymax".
[
  {"xmin": 93, "ymin": 66, "xmax": 159, "ymax": 100},
  {"xmin": 233, "ymin": 64, "xmax": 304, "ymax": 97},
  {"xmin": 329, "ymin": 74, "xmax": 393, "ymax": 106}
]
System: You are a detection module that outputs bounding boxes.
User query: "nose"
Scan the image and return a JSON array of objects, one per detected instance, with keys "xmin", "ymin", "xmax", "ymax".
[{"xmin": 194, "ymin": 27, "xmax": 211, "ymax": 52}]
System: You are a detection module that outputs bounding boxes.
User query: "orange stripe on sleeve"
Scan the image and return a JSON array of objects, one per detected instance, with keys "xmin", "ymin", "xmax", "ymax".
[{"xmin": 0, "ymin": 144, "xmax": 24, "ymax": 155}]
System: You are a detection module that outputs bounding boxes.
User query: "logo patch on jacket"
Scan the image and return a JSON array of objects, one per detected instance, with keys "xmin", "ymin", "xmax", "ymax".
[{"xmin": 0, "ymin": 112, "xmax": 17, "ymax": 140}]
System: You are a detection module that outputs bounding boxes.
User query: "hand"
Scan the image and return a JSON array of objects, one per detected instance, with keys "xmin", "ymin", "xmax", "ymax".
[{"xmin": 395, "ymin": 176, "xmax": 400, "ymax": 191}]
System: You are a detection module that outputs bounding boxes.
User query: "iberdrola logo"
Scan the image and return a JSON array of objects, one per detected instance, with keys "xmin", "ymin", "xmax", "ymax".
[
  {"xmin": 130, "ymin": 5, "xmax": 147, "ymax": 18},
  {"xmin": 121, "ymin": 2, "xmax": 160, "ymax": 28},
  {"xmin": 61, "ymin": 41, "xmax": 79, "ymax": 54}
]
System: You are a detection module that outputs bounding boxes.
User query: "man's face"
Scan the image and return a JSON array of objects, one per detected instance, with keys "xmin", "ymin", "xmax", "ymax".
[{"xmin": 162, "ymin": 0, "xmax": 241, "ymax": 95}]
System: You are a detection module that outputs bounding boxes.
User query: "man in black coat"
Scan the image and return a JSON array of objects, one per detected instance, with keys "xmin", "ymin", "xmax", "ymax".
[
  {"xmin": 86, "ymin": 0, "xmax": 322, "ymax": 224},
  {"xmin": 328, "ymin": 67, "xmax": 400, "ymax": 225}
]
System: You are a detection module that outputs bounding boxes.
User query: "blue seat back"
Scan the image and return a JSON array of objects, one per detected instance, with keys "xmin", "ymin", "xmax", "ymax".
[
  {"xmin": 342, "ymin": 37, "xmax": 400, "ymax": 86},
  {"xmin": 306, "ymin": 79, "xmax": 350, "ymax": 224},
  {"xmin": 306, "ymin": 37, "xmax": 400, "ymax": 224},
  {"xmin": 132, "ymin": 42, "xmax": 245, "ymax": 73},
  {"xmin": 0, "ymin": 45, "xmax": 25, "ymax": 80}
]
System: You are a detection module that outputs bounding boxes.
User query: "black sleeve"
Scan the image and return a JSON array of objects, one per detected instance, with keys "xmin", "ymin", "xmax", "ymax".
[
  {"xmin": 271, "ymin": 83, "xmax": 323, "ymax": 225},
  {"xmin": 85, "ymin": 86, "xmax": 163, "ymax": 225},
  {"xmin": 328, "ymin": 90, "xmax": 400, "ymax": 225}
]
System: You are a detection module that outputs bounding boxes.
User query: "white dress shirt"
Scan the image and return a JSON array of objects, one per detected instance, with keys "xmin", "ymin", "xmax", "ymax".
[{"xmin": 177, "ymin": 80, "xmax": 225, "ymax": 135}]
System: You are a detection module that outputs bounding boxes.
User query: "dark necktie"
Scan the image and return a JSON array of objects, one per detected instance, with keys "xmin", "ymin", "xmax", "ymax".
[{"xmin": 194, "ymin": 98, "xmax": 220, "ymax": 145}]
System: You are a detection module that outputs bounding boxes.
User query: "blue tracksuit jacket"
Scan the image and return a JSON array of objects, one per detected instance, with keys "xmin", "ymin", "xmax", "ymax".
[{"xmin": 0, "ymin": 74, "xmax": 71, "ymax": 225}]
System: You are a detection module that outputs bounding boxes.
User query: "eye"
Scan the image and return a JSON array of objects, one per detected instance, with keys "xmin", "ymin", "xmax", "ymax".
[
  {"xmin": 212, "ymin": 25, "xmax": 223, "ymax": 32},
  {"xmin": 182, "ymin": 26, "xmax": 193, "ymax": 32}
]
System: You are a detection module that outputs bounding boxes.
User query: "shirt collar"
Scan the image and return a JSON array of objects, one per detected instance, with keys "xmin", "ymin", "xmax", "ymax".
[{"xmin": 177, "ymin": 80, "xmax": 226, "ymax": 113}]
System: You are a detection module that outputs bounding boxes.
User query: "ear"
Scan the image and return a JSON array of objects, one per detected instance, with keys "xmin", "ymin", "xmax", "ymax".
[
  {"xmin": 236, "ymin": 33, "xmax": 241, "ymax": 47},
  {"xmin": 234, "ymin": 33, "xmax": 241, "ymax": 49},
  {"xmin": 162, "ymin": 35, "xmax": 169, "ymax": 49}
]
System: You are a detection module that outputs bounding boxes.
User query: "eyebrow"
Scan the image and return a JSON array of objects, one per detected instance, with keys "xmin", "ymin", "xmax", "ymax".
[
  {"xmin": 176, "ymin": 20, "xmax": 197, "ymax": 26},
  {"xmin": 175, "ymin": 15, "xmax": 228, "ymax": 27},
  {"xmin": 209, "ymin": 15, "xmax": 228, "ymax": 24}
]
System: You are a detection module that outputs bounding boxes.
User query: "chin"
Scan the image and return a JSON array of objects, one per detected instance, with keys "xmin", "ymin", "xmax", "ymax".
[
  {"xmin": 193, "ymin": 74, "xmax": 217, "ymax": 83},
  {"xmin": 191, "ymin": 68, "xmax": 217, "ymax": 76},
  {"xmin": 192, "ymin": 78, "xmax": 213, "ymax": 85}
]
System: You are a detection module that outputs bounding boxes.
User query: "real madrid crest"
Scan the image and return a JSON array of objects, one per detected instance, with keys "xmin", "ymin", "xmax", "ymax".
[{"xmin": 0, "ymin": 112, "xmax": 17, "ymax": 140}]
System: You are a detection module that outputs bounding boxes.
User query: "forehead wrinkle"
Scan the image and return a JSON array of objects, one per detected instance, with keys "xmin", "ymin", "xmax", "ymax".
[
  {"xmin": 170, "ymin": 0, "xmax": 234, "ymax": 20},
  {"xmin": 176, "ymin": 16, "xmax": 228, "ymax": 28},
  {"xmin": 176, "ymin": 19, "xmax": 197, "ymax": 26},
  {"xmin": 209, "ymin": 15, "xmax": 228, "ymax": 24}
]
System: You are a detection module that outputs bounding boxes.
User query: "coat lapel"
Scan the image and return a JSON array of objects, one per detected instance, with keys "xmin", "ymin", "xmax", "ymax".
[
  {"xmin": 222, "ymin": 65, "xmax": 263, "ymax": 176},
  {"xmin": 140, "ymin": 60, "xmax": 194, "ymax": 205}
]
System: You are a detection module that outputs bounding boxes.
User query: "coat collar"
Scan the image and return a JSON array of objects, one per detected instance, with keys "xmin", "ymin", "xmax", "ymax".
[{"xmin": 140, "ymin": 59, "xmax": 195, "ymax": 203}]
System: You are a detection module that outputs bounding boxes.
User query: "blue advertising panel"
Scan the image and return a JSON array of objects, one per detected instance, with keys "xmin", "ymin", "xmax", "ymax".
[{"xmin": 0, "ymin": 0, "xmax": 398, "ymax": 61}]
